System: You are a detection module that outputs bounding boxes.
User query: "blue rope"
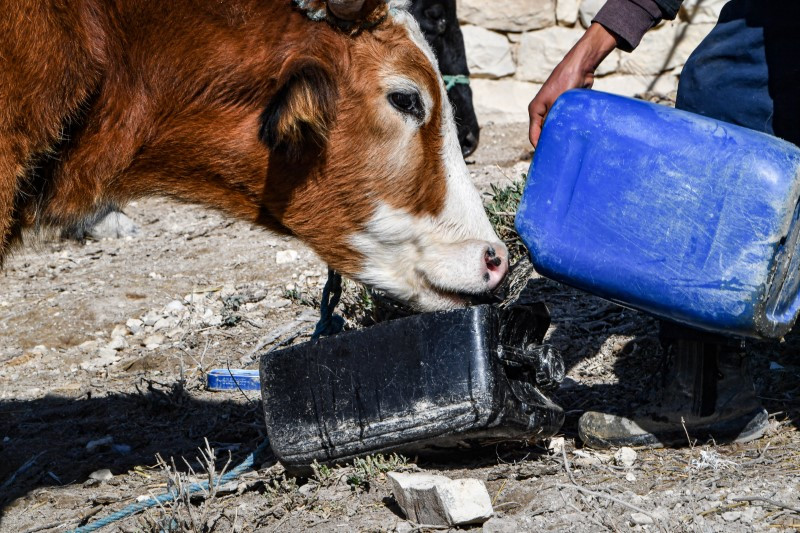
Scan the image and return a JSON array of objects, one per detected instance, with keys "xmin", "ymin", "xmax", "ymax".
[
  {"xmin": 443, "ymin": 74, "xmax": 470, "ymax": 91},
  {"xmin": 67, "ymin": 439, "xmax": 271, "ymax": 533},
  {"xmin": 311, "ymin": 269, "xmax": 345, "ymax": 341}
]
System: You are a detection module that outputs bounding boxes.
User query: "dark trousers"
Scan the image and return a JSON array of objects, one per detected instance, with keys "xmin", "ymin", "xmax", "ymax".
[{"xmin": 677, "ymin": 0, "xmax": 800, "ymax": 147}]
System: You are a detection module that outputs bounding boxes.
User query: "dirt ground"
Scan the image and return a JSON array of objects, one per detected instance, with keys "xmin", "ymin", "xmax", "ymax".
[{"xmin": 2, "ymin": 122, "xmax": 800, "ymax": 533}]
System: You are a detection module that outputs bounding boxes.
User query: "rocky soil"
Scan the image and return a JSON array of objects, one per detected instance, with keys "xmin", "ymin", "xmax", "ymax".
[{"xmin": 2, "ymin": 123, "xmax": 800, "ymax": 533}]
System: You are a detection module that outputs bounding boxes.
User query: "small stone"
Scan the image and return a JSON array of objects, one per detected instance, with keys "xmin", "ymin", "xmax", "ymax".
[
  {"xmin": 388, "ymin": 472, "xmax": 493, "ymax": 526},
  {"xmin": 266, "ymin": 298, "xmax": 291, "ymax": 309},
  {"xmin": 630, "ymin": 512, "xmax": 654, "ymax": 525},
  {"xmin": 722, "ymin": 511, "xmax": 742, "ymax": 522},
  {"xmin": 625, "ymin": 472, "xmax": 636, "ymax": 482},
  {"xmin": 111, "ymin": 325, "xmax": 128, "ymax": 338},
  {"xmin": 106, "ymin": 337, "xmax": 128, "ymax": 351},
  {"xmin": 614, "ymin": 447, "xmax": 637, "ymax": 468},
  {"xmin": 89, "ymin": 469, "xmax": 114, "ymax": 482},
  {"xmin": 203, "ymin": 314, "xmax": 223, "ymax": 327},
  {"xmin": 143, "ymin": 334, "xmax": 165, "ymax": 349},
  {"xmin": 482, "ymin": 516, "xmax": 519, "ymax": 532},
  {"xmin": 126, "ymin": 318, "xmax": 144, "ymax": 335},
  {"xmin": 164, "ymin": 300, "xmax": 186, "ymax": 314},
  {"xmin": 547, "ymin": 437, "xmax": 565, "ymax": 455},
  {"xmin": 395, "ymin": 521, "xmax": 414, "ymax": 533},
  {"xmin": 30, "ymin": 345, "xmax": 48, "ymax": 355},
  {"xmin": 86, "ymin": 436, "xmax": 114, "ymax": 452},
  {"xmin": 275, "ymin": 250, "xmax": 299, "ymax": 264},
  {"xmin": 165, "ymin": 327, "xmax": 185, "ymax": 339},
  {"xmin": 142, "ymin": 311, "xmax": 163, "ymax": 327},
  {"xmin": 80, "ymin": 348, "xmax": 120, "ymax": 369},
  {"xmin": 78, "ymin": 340, "xmax": 100, "ymax": 352},
  {"xmin": 152, "ymin": 317, "xmax": 175, "ymax": 331}
]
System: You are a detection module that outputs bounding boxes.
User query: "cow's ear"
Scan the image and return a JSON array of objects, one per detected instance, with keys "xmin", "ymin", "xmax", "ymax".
[{"xmin": 260, "ymin": 62, "xmax": 338, "ymax": 161}]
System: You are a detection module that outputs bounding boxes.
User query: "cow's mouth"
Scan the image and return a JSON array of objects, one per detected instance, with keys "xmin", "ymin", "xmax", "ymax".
[{"xmin": 419, "ymin": 279, "xmax": 506, "ymax": 311}]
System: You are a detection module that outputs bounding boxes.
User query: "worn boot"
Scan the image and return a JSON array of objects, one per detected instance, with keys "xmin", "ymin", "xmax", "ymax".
[{"xmin": 578, "ymin": 322, "xmax": 769, "ymax": 448}]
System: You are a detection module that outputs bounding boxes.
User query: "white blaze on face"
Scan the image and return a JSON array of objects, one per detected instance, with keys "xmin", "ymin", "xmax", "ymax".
[{"xmin": 348, "ymin": 5, "xmax": 508, "ymax": 310}]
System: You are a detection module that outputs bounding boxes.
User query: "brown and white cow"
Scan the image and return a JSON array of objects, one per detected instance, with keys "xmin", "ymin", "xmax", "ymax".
[{"xmin": 0, "ymin": 0, "xmax": 507, "ymax": 310}]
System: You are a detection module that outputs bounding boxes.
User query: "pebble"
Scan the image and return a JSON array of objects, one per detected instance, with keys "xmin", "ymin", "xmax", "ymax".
[
  {"xmin": 614, "ymin": 447, "xmax": 637, "ymax": 468},
  {"xmin": 89, "ymin": 469, "xmax": 114, "ymax": 482},
  {"xmin": 111, "ymin": 325, "xmax": 128, "ymax": 338},
  {"xmin": 722, "ymin": 511, "xmax": 741, "ymax": 522},
  {"xmin": 126, "ymin": 318, "xmax": 144, "ymax": 335},
  {"xmin": 547, "ymin": 437, "xmax": 565, "ymax": 455},
  {"xmin": 152, "ymin": 317, "xmax": 175, "ymax": 331},
  {"xmin": 143, "ymin": 334, "xmax": 165, "ymax": 349},
  {"xmin": 106, "ymin": 336, "xmax": 128, "ymax": 351},
  {"xmin": 78, "ymin": 340, "xmax": 99, "ymax": 352},
  {"xmin": 266, "ymin": 298, "xmax": 291, "ymax": 309},
  {"xmin": 482, "ymin": 516, "xmax": 519, "ymax": 532},
  {"xmin": 630, "ymin": 512, "xmax": 654, "ymax": 525},
  {"xmin": 30, "ymin": 345, "xmax": 48, "ymax": 355},
  {"xmin": 165, "ymin": 327, "xmax": 185, "ymax": 339},
  {"xmin": 625, "ymin": 472, "xmax": 637, "ymax": 482},
  {"xmin": 275, "ymin": 249, "xmax": 299, "ymax": 264},
  {"xmin": 388, "ymin": 472, "xmax": 493, "ymax": 526},
  {"xmin": 142, "ymin": 311, "xmax": 163, "ymax": 327},
  {"xmin": 164, "ymin": 300, "xmax": 186, "ymax": 314}
]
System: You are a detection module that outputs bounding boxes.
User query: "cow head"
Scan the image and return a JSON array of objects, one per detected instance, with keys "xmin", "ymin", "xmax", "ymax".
[
  {"xmin": 408, "ymin": 0, "xmax": 480, "ymax": 157},
  {"xmin": 258, "ymin": 0, "xmax": 505, "ymax": 310}
]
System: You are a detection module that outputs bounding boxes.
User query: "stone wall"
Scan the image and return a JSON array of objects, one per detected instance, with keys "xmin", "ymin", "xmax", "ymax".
[{"xmin": 459, "ymin": 0, "xmax": 727, "ymax": 124}]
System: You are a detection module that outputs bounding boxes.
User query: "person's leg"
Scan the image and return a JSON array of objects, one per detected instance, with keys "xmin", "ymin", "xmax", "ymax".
[
  {"xmin": 676, "ymin": 0, "xmax": 774, "ymax": 134},
  {"xmin": 579, "ymin": 0, "xmax": 775, "ymax": 448}
]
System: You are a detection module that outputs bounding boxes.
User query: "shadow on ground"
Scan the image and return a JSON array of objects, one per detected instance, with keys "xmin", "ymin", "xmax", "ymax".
[{"xmin": 0, "ymin": 381, "xmax": 269, "ymax": 513}]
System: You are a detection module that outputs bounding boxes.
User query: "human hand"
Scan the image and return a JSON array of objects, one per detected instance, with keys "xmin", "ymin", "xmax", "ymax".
[{"xmin": 528, "ymin": 23, "xmax": 618, "ymax": 147}]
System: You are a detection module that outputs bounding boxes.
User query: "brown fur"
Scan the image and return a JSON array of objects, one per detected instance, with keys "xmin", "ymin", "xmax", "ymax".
[{"xmin": 0, "ymin": 0, "xmax": 447, "ymax": 280}]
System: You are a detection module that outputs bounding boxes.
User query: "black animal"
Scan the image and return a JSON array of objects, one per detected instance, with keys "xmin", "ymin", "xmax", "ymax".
[{"xmin": 409, "ymin": 0, "xmax": 480, "ymax": 157}]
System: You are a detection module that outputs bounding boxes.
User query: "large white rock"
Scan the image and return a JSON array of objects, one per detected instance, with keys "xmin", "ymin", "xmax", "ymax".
[
  {"xmin": 461, "ymin": 25, "xmax": 515, "ymax": 79},
  {"xmin": 578, "ymin": 0, "xmax": 605, "ymax": 28},
  {"xmin": 458, "ymin": 0, "xmax": 555, "ymax": 32},
  {"xmin": 388, "ymin": 472, "xmax": 493, "ymax": 526},
  {"xmin": 592, "ymin": 72, "xmax": 679, "ymax": 98},
  {"xmin": 471, "ymin": 78, "xmax": 541, "ymax": 124},
  {"xmin": 680, "ymin": 0, "xmax": 726, "ymax": 23},
  {"xmin": 517, "ymin": 26, "xmax": 620, "ymax": 83},
  {"xmin": 517, "ymin": 27, "xmax": 582, "ymax": 83},
  {"xmin": 619, "ymin": 22, "xmax": 715, "ymax": 76},
  {"xmin": 556, "ymin": 0, "xmax": 580, "ymax": 26}
]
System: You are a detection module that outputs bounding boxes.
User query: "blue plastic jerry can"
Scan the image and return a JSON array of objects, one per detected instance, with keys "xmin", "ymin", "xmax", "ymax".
[{"xmin": 516, "ymin": 89, "xmax": 800, "ymax": 339}]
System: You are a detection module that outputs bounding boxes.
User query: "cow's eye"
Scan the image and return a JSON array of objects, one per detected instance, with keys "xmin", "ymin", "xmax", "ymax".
[{"xmin": 388, "ymin": 91, "xmax": 423, "ymax": 120}]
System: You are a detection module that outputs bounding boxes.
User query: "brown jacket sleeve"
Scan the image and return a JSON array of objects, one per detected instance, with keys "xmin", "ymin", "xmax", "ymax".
[{"xmin": 592, "ymin": 0, "xmax": 669, "ymax": 51}]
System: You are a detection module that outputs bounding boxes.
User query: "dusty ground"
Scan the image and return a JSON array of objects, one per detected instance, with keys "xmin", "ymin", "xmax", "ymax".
[{"xmin": 2, "ymin": 122, "xmax": 800, "ymax": 533}]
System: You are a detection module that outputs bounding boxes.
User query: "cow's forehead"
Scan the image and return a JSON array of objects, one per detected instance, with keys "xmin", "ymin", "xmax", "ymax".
[{"xmin": 389, "ymin": 6, "xmax": 440, "ymax": 72}]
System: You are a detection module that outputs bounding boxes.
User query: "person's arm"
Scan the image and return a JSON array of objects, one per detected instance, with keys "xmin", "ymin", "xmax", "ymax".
[
  {"xmin": 528, "ymin": 0, "xmax": 676, "ymax": 147},
  {"xmin": 528, "ymin": 23, "xmax": 617, "ymax": 148}
]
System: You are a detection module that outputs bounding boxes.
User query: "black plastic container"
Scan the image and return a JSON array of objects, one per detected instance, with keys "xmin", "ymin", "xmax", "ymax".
[{"xmin": 260, "ymin": 304, "xmax": 565, "ymax": 470}]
